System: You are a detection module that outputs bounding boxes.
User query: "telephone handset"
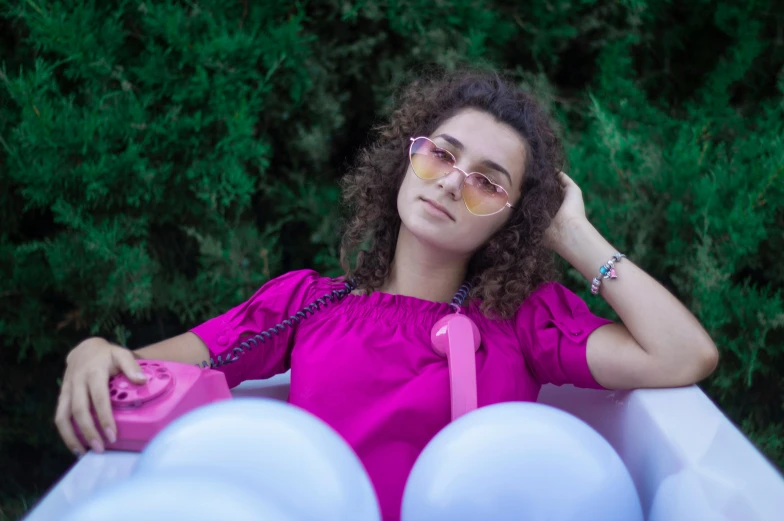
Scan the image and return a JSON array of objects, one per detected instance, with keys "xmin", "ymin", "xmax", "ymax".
[
  {"xmin": 73, "ymin": 279, "xmax": 480, "ymax": 452},
  {"xmin": 431, "ymin": 313, "xmax": 481, "ymax": 420}
]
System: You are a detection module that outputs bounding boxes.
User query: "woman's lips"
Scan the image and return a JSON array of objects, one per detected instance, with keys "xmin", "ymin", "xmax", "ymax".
[{"xmin": 421, "ymin": 198, "xmax": 455, "ymax": 220}]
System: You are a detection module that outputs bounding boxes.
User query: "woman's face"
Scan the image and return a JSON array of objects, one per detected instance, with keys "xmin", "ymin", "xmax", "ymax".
[{"xmin": 397, "ymin": 108, "xmax": 527, "ymax": 255}]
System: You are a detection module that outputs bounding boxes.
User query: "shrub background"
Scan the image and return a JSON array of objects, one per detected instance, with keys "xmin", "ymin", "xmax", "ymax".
[{"xmin": 1, "ymin": 1, "xmax": 782, "ymax": 518}]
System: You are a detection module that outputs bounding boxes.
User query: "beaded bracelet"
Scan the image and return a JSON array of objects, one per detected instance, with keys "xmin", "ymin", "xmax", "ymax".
[{"xmin": 590, "ymin": 252, "xmax": 626, "ymax": 295}]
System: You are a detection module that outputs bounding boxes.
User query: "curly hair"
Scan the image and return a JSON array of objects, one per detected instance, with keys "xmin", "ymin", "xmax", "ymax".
[{"xmin": 339, "ymin": 66, "xmax": 566, "ymax": 319}]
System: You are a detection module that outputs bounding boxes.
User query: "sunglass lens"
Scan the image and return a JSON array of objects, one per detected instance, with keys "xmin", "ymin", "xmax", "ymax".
[
  {"xmin": 410, "ymin": 138, "xmax": 453, "ymax": 180},
  {"xmin": 463, "ymin": 174, "xmax": 508, "ymax": 215}
]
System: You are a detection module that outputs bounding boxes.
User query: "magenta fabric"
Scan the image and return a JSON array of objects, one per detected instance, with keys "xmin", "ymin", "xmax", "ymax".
[{"xmin": 190, "ymin": 269, "xmax": 612, "ymax": 521}]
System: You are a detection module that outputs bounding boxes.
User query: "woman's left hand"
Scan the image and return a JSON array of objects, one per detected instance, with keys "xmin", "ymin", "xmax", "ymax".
[{"xmin": 543, "ymin": 171, "xmax": 589, "ymax": 253}]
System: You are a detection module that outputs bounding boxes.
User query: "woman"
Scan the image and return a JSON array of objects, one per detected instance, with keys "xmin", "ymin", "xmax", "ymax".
[{"xmin": 55, "ymin": 68, "xmax": 719, "ymax": 521}]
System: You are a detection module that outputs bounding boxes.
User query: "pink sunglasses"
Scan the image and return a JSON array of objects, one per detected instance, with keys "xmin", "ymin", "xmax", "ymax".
[{"xmin": 409, "ymin": 136, "xmax": 516, "ymax": 216}]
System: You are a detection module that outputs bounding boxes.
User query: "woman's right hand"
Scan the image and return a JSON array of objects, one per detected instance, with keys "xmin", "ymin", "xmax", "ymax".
[{"xmin": 55, "ymin": 337, "xmax": 148, "ymax": 456}]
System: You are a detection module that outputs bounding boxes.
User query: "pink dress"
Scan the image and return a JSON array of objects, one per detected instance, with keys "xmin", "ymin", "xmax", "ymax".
[{"xmin": 190, "ymin": 269, "xmax": 612, "ymax": 521}]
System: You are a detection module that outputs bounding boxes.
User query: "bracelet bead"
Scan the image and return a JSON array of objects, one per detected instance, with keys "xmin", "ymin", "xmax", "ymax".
[{"xmin": 590, "ymin": 253, "xmax": 625, "ymax": 295}]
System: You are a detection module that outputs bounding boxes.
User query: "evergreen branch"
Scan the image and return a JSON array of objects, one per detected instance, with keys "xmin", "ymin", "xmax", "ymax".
[
  {"xmin": 753, "ymin": 164, "xmax": 783, "ymax": 210},
  {"xmin": 0, "ymin": 134, "xmax": 13, "ymax": 158},
  {"xmin": 24, "ymin": 0, "xmax": 44, "ymax": 16}
]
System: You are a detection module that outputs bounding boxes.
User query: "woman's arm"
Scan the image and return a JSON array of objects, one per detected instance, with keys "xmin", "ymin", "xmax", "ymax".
[
  {"xmin": 556, "ymin": 218, "xmax": 719, "ymax": 389},
  {"xmin": 132, "ymin": 332, "xmax": 211, "ymax": 365},
  {"xmin": 545, "ymin": 172, "xmax": 719, "ymax": 389}
]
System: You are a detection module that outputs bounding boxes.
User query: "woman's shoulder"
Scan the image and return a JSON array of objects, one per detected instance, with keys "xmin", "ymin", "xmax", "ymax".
[
  {"xmin": 500, "ymin": 280, "xmax": 592, "ymax": 325},
  {"xmin": 266, "ymin": 268, "xmax": 315, "ymax": 282},
  {"xmin": 513, "ymin": 279, "xmax": 611, "ymax": 333},
  {"xmin": 266, "ymin": 269, "xmax": 350, "ymax": 300},
  {"xmin": 266, "ymin": 268, "xmax": 343, "ymax": 285},
  {"xmin": 520, "ymin": 280, "xmax": 575, "ymax": 308},
  {"xmin": 468, "ymin": 281, "xmax": 573, "ymax": 321}
]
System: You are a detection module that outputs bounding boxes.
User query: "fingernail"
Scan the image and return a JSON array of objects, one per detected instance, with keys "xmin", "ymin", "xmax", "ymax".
[
  {"xmin": 73, "ymin": 449, "xmax": 83, "ymax": 459},
  {"xmin": 105, "ymin": 428, "xmax": 116, "ymax": 444},
  {"xmin": 90, "ymin": 438, "xmax": 104, "ymax": 454},
  {"xmin": 135, "ymin": 372, "xmax": 147, "ymax": 380}
]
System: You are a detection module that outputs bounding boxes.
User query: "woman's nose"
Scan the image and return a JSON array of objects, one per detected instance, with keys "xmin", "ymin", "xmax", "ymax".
[{"xmin": 437, "ymin": 168, "xmax": 466, "ymax": 199}]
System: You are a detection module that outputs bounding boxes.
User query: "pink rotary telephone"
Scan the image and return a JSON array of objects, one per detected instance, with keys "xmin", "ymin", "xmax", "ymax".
[
  {"xmin": 75, "ymin": 360, "xmax": 231, "ymax": 452},
  {"xmin": 76, "ymin": 281, "xmax": 481, "ymax": 451}
]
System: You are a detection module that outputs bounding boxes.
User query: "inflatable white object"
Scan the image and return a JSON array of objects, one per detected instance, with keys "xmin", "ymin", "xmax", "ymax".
[
  {"xmin": 402, "ymin": 402, "xmax": 643, "ymax": 521},
  {"xmin": 25, "ymin": 372, "xmax": 784, "ymax": 521},
  {"xmin": 134, "ymin": 398, "xmax": 381, "ymax": 521},
  {"xmin": 58, "ymin": 470, "xmax": 299, "ymax": 521}
]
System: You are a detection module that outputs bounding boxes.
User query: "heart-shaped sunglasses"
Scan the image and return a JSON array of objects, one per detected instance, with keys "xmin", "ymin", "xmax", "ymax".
[{"xmin": 409, "ymin": 136, "xmax": 515, "ymax": 216}]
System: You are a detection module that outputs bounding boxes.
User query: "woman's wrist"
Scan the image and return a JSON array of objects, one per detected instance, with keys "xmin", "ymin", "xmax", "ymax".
[
  {"xmin": 553, "ymin": 219, "xmax": 618, "ymax": 281},
  {"xmin": 66, "ymin": 337, "xmax": 109, "ymax": 363}
]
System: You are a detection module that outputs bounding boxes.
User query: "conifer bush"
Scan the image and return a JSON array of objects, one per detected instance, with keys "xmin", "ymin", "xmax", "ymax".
[{"xmin": 1, "ymin": 1, "xmax": 782, "ymax": 518}]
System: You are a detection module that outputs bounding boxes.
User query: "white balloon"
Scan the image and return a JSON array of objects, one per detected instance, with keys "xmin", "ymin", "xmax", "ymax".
[
  {"xmin": 402, "ymin": 402, "xmax": 643, "ymax": 521},
  {"xmin": 59, "ymin": 470, "xmax": 298, "ymax": 521},
  {"xmin": 135, "ymin": 398, "xmax": 380, "ymax": 521}
]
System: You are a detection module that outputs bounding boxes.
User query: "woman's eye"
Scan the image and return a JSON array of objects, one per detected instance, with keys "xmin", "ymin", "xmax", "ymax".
[
  {"xmin": 479, "ymin": 173, "xmax": 502, "ymax": 187},
  {"xmin": 432, "ymin": 149, "xmax": 452, "ymax": 162},
  {"xmin": 476, "ymin": 176, "xmax": 498, "ymax": 193}
]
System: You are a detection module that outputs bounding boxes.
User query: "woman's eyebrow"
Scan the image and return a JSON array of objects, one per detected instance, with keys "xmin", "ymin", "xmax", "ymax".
[{"xmin": 433, "ymin": 133, "xmax": 513, "ymax": 185}]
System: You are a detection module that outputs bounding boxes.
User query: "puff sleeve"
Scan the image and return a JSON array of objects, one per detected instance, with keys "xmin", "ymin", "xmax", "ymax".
[
  {"xmin": 516, "ymin": 282, "xmax": 613, "ymax": 389},
  {"xmin": 190, "ymin": 269, "xmax": 320, "ymax": 388}
]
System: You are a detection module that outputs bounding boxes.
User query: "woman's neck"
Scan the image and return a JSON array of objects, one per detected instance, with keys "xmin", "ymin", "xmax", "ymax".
[{"xmin": 377, "ymin": 224, "xmax": 470, "ymax": 303}]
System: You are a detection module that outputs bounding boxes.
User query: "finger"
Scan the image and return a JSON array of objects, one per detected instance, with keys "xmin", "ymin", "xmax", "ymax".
[
  {"xmin": 558, "ymin": 171, "xmax": 582, "ymax": 191},
  {"xmin": 71, "ymin": 378, "xmax": 104, "ymax": 454},
  {"xmin": 87, "ymin": 372, "xmax": 116, "ymax": 445},
  {"xmin": 113, "ymin": 349, "xmax": 148, "ymax": 384},
  {"xmin": 558, "ymin": 172, "xmax": 582, "ymax": 193},
  {"xmin": 54, "ymin": 383, "xmax": 86, "ymax": 457}
]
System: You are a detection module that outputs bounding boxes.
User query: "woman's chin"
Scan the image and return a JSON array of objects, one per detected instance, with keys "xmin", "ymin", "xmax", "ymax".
[{"xmin": 400, "ymin": 218, "xmax": 471, "ymax": 254}]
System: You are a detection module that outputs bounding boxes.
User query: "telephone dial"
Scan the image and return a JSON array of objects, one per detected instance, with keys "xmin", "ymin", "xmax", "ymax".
[{"xmin": 75, "ymin": 360, "xmax": 232, "ymax": 451}]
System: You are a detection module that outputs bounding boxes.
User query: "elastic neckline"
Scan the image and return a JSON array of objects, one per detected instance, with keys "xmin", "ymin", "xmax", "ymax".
[
  {"xmin": 346, "ymin": 289, "xmax": 453, "ymax": 314},
  {"xmin": 312, "ymin": 275, "xmax": 472, "ymax": 328}
]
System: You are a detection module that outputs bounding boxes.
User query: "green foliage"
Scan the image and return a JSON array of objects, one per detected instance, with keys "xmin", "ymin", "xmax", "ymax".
[
  {"xmin": 564, "ymin": 29, "xmax": 784, "ymax": 465},
  {"xmin": 1, "ymin": 0, "xmax": 782, "ymax": 518}
]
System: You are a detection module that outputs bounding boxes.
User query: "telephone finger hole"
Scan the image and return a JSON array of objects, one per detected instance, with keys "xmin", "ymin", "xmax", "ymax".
[{"xmin": 110, "ymin": 364, "xmax": 174, "ymax": 408}]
